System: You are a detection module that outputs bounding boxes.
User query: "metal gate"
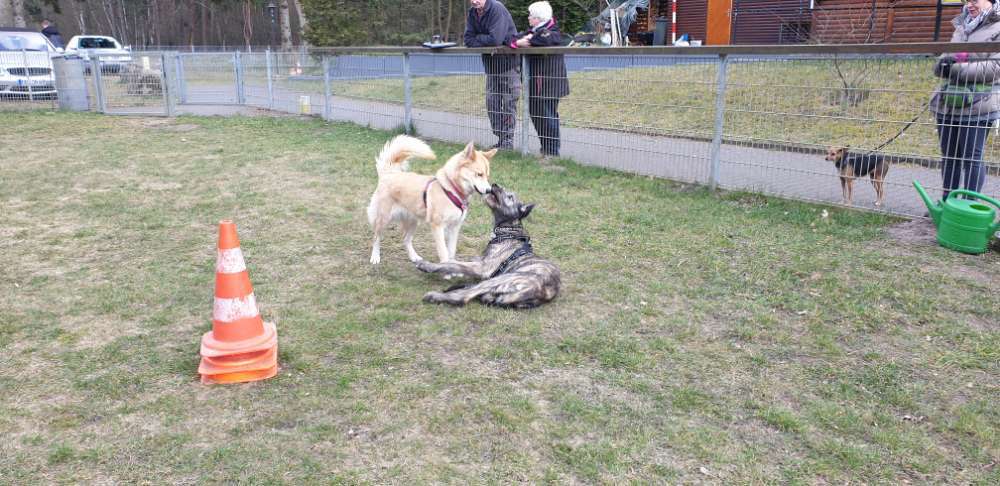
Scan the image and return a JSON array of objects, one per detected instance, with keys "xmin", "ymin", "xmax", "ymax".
[
  {"xmin": 176, "ymin": 52, "xmax": 240, "ymax": 104},
  {"xmin": 91, "ymin": 52, "xmax": 173, "ymax": 116}
]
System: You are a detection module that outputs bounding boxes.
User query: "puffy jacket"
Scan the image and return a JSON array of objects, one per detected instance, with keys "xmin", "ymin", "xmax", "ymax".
[
  {"xmin": 464, "ymin": 0, "xmax": 518, "ymax": 74},
  {"xmin": 930, "ymin": 8, "xmax": 1000, "ymax": 120},
  {"xmin": 510, "ymin": 19, "xmax": 570, "ymax": 99}
]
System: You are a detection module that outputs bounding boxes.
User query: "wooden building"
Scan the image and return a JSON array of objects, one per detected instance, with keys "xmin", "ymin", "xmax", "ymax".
[
  {"xmin": 811, "ymin": 1, "xmax": 963, "ymax": 44},
  {"xmin": 636, "ymin": 0, "xmax": 965, "ymax": 45}
]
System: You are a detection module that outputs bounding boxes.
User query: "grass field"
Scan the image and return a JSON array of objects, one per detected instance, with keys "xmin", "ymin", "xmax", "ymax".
[{"xmin": 1, "ymin": 111, "xmax": 998, "ymax": 483}]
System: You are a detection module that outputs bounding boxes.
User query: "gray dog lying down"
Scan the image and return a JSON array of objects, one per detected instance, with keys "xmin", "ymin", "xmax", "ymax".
[{"xmin": 415, "ymin": 184, "xmax": 560, "ymax": 308}]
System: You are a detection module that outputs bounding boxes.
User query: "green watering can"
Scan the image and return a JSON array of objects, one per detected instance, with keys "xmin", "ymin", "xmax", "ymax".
[{"xmin": 913, "ymin": 181, "xmax": 1000, "ymax": 254}]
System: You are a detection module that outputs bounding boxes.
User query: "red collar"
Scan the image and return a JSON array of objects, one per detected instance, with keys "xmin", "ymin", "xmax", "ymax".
[{"xmin": 424, "ymin": 179, "xmax": 468, "ymax": 212}]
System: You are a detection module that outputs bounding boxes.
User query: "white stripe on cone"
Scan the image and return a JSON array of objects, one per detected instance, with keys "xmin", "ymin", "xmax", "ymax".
[
  {"xmin": 213, "ymin": 293, "xmax": 260, "ymax": 322},
  {"xmin": 216, "ymin": 248, "xmax": 247, "ymax": 274}
]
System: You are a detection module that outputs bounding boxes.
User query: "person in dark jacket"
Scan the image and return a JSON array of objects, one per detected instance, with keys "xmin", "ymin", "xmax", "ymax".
[
  {"xmin": 511, "ymin": 1, "xmax": 570, "ymax": 159},
  {"xmin": 465, "ymin": 0, "xmax": 520, "ymax": 150},
  {"xmin": 40, "ymin": 20, "xmax": 64, "ymax": 49}
]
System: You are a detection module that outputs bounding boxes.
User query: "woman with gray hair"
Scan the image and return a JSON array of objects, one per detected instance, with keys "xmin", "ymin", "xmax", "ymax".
[
  {"xmin": 510, "ymin": 1, "xmax": 570, "ymax": 160},
  {"xmin": 930, "ymin": 0, "xmax": 1000, "ymax": 200}
]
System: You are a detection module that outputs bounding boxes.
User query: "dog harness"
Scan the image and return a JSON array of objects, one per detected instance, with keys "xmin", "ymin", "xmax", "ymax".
[
  {"xmin": 488, "ymin": 225, "xmax": 534, "ymax": 279},
  {"xmin": 838, "ymin": 153, "xmax": 884, "ymax": 178},
  {"xmin": 423, "ymin": 178, "xmax": 467, "ymax": 212}
]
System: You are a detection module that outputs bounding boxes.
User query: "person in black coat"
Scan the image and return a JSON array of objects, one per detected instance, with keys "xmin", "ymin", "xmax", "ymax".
[
  {"xmin": 511, "ymin": 2, "xmax": 569, "ymax": 158},
  {"xmin": 40, "ymin": 20, "xmax": 64, "ymax": 49},
  {"xmin": 464, "ymin": 0, "xmax": 520, "ymax": 150}
]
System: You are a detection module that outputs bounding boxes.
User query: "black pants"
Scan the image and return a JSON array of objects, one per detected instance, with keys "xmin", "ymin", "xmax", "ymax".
[
  {"xmin": 936, "ymin": 116, "xmax": 993, "ymax": 199},
  {"xmin": 529, "ymin": 95, "xmax": 561, "ymax": 156},
  {"xmin": 486, "ymin": 70, "xmax": 520, "ymax": 146}
]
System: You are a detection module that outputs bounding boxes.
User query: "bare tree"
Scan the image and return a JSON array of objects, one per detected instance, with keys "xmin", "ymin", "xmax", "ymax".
[
  {"xmin": 243, "ymin": 0, "xmax": 253, "ymax": 50},
  {"xmin": 12, "ymin": 0, "xmax": 27, "ymax": 27},
  {"xmin": 829, "ymin": 1, "xmax": 881, "ymax": 109},
  {"xmin": 279, "ymin": 0, "xmax": 292, "ymax": 48}
]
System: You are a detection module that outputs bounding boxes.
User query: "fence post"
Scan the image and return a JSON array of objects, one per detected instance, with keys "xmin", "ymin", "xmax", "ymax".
[
  {"xmin": 176, "ymin": 52, "xmax": 187, "ymax": 104},
  {"xmin": 709, "ymin": 54, "xmax": 729, "ymax": 191},
  {"xmin": 233, "ymin": 51, "xmax": 245, "ymax": 104},
  {"xmin": 21, "ymin": 49, "xmax": 34, "ymax": 101},
  {"xmin": 403, "ymin": 52, "xmax": 413, "ymax": 134},
  {"xmin": 92, "ymin": 57, "xmax": 106, "ymax": 113},
  {"xmin": 519, "ymin": 54, "xmax": 529, "ymax": 156},
  {"xmin": 265, "ymin": 49, "xmax": 274, "ymax": 110},
  {"xmin": 162, "ymin": 53, "xmax": 175, "ymax": 117},
  {"xmin": 322, "ymin": 55, "xmax": 332, "ymax": 120}
]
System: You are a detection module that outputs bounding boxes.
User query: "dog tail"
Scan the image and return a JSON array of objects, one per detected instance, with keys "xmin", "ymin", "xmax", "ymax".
[{"xmin": 375, "ymin": 135, "xmax": 436, "ymax": 176}]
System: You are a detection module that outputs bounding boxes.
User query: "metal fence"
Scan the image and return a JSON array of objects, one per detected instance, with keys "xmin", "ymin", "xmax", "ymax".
[
  {"xmin": 0, "ymin": 50, "xmax": 60, "ymax": 111},
  {"xmin": 4, "ymin": 42, "xmax": 999, "ymax": 218}
]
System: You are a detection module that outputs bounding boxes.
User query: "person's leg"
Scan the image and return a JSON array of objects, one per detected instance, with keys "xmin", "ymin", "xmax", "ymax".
[
  {"xmin": 958, "ymin": 121, "xmax": 991, "ymax": 194},
  {"xmin": 485, "ymin": 74, "xmax": 505, "ymax": 143},
  {"xmin": 498, "ymin": 70, "xmax": 520, "ymax": 148},
  {"xmin": 540, "ymin": 98, "xmax": 561, "ymax": 156},
  {"xmin": 528, "ymin": 90, "xmax": 544, "ymax": 151},
  {"xmin": 937, "ymin": 116, "xmax": 963, "ymax": 200}
]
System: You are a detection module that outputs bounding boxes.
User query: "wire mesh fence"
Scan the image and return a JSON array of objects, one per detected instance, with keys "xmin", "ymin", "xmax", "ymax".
[
  {"xmin": 3, "ymin": 44, "xmax": 998, "ymax": 218},
  {"xmin": 0, "ymin": 50, "xmax": 59, "ymax": 111}
]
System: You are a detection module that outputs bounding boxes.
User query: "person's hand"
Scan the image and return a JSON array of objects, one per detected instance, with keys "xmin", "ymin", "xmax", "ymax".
[
  {"xmin": 515, "ymin": 35, "xmax": 532, "ymax": 48},
  {"xmin": 937, "ymin": 56, "xmax": 955, "ymax": 78}
]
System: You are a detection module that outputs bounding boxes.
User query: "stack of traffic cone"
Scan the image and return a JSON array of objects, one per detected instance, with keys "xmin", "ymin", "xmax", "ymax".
[{"xmin": 198, "ymin": 220, "xmax": 279, "ymax": 385}]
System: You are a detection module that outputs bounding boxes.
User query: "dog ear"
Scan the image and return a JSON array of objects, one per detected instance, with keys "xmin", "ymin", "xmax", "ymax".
[
  {"xmin": 482, "ymin": 148, "xmax": 498, "ymax": 159},
  {"xmin": 519, "ymin": 203, "xmax": 535, "ymax": 219},
  {"xmin": 463, "ymin": 141, "xmax": 476, "ymax": 160}
]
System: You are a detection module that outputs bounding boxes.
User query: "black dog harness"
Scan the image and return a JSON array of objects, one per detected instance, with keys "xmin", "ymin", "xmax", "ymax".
[
  {"xmin": 489, "ymin": 226, "xmax": 533, "ymax": 278},
  {"xmin": 838, "ymin": 153, "xmax": 884, "ymax": 178}
]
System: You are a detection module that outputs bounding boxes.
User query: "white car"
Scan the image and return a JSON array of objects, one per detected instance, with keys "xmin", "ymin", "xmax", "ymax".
[
  {"xmin": 0, "ymin": 28, "xmax": 59, "ymax": 100},
  {"xmin": 65, "ymin": 35, "xmax": 131, "ymax": 73}
]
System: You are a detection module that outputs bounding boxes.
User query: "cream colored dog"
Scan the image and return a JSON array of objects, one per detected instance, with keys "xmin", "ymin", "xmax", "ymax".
[{"xmin": 367, "ymin": 135, "xmax": 495, "ymax": 264}]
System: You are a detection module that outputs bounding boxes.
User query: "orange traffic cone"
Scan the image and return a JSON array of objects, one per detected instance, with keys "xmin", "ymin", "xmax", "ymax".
[{"xmin": 198, "ymin": 220, "xmax": 278, "ymax": 385}]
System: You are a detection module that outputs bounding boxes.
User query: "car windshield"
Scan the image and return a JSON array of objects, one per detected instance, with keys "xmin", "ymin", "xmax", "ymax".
[
  {"xmin": 0, "ymin": 33, "xmax": 52, "ymax": 51},
  {"xmin": 79, "ymin": 38, "xmax": 117, "ymax": 49}
]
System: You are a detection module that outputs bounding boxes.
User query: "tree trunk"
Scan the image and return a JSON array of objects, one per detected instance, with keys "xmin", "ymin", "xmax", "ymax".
[
  {"xmin": 444, "ymin": 0, "xmax": 453, "ymax": 42},
  {"xmin": 291, "ymin": 0, "xmax": 308, "ymax": 46},
  {"xmin": 280, "ymin": 0, "xmax": 292, "ymax": 49},
  {"xmin": 12, "ymin": 0, "xmax": 27, "ymax": 28},
  {"xmin": 201, "ymin": 1, "xmax": 209, "ymax": 47},
  {"xmin": 119, "ymin": 0, "xmax": 129, "ymax": 46},
  {"xmin": 243, "ymin": 0, "xmax": 253, "ymax": 50},
  {"xmin": 188, "ymin": 1, "xmax": 197, "ymax": 49}
]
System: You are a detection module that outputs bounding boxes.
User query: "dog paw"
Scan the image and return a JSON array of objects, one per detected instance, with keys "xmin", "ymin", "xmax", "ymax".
[
  {"xmin": 370, "ymin": 254, "xmax": 381, "ymax": 265},
  {"xmin": 423, "ymin": 291, "xmax": 446, "ymax": 303},
  {"xmin": 415, "ymin": 260, "xmax": 434, "ymax": 272}
]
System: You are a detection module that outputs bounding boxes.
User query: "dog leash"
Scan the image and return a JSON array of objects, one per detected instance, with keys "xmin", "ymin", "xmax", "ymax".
[{"xmin": 868, "ymin": 104, "xmax": 929, "ymax": 153}]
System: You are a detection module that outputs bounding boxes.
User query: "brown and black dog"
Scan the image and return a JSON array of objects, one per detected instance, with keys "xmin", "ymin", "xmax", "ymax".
[
  {"xmin": 825, "ymin": 146, "xmax": 890, "ymax": 207},
  {"xmin": 415, "ymin": 183, "xmax": 560, "ymax": 309}
]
